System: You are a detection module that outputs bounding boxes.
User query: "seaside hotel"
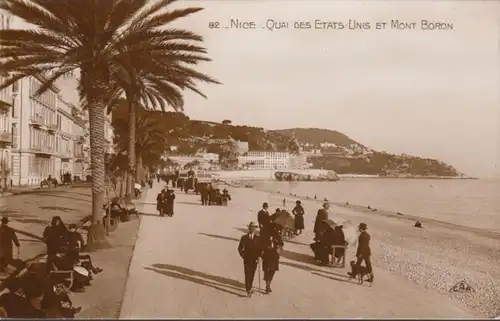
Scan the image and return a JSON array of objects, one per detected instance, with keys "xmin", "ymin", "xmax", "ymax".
[{"xmin": 0, "ymin": 10, "xmax": 114, "ymax": 187}]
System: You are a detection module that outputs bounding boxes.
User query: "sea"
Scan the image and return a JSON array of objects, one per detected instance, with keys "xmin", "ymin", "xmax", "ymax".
[{"xmin": 251, "ymin": 178, "xmax": 500, "ymax": 233}]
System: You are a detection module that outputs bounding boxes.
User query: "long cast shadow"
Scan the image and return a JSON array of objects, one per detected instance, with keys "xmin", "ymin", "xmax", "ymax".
[
  {"xmin": 199, "ymin": 233, "xmax": 239, "ymax": 242},
  {"xmin": 311, "ymin": 272, "xmax": 358, "ymax": 285},
  {"xmin": 232, "ymin": 227, "xmax": 309, "ymax": 246},
  {"xmin": 152, "ymin": 264, "xmax": 245, "ymax": 289},
  {"xmin": 199, "ymin": 232, "xmax": 320, "ymax": 268},
  {"xmin": 31, "ymin": 194, "xmax": 91, "ymax": 203},
  {"xmin": 177, "ymin": 201, "xmax": 202, "ymax": 206},
  {"xmin": 145, "ymin": 266, "xmax": 246, "ymax": 298},
  {"xmin": 280, "ymin": 261, "xmax": 348, "ymax": 279}
]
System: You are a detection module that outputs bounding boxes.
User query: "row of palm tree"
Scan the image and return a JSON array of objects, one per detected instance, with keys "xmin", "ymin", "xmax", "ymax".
[
  {"xmin": 111, "ymin": 98, "xmax": 169, "ymax": 183},
  {"xmin": 0, "ymin": 0, "xmax": 219, "ymax": 250}
]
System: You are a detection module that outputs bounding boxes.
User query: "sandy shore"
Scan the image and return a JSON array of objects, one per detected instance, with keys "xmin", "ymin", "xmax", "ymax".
[
  {"xmin": 120, "ymin": 183, "xmax": 477, "ymax": 318},
  {"xmin": 247, "ymin": 185, "xmax": 500, "ymax": 318}
]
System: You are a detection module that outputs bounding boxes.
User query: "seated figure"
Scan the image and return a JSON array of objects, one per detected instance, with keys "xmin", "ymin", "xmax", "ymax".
[{"xmin": 66, "ymin": 224, "xmax": 102, "ymax": 275}]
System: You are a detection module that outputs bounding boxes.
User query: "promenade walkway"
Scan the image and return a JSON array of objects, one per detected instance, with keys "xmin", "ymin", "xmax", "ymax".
[{"xmin": 119, "ymin": 183, "xmax": 477, "ymax": 318}]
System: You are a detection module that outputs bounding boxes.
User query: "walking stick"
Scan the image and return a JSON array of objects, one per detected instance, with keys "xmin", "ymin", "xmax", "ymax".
[{"xmin": 257, "ymin": 259, "xmax": 262, "ymax": 295}]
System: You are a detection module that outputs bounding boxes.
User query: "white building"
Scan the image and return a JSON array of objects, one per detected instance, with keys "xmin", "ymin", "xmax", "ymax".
[
  {"xmin": 320, "ymin": 142, "xmax": 337, "ymax": 148},
  {"xmin": 234, "ymin": 140, "xmax": 249, "ymax": 155},
  {"xmin": 238, "ymin": 151, "xmax": 290, "ymax": 170},
  {"xmin": 289, "ymin": 154, "xmax": 311, "ymax": 169}
]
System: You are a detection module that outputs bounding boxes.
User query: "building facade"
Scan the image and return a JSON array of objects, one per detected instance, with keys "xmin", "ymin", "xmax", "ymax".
[
  {"xmin": 0, "ymin": 11, "xmax": 13, "ymax": 188},
  {"xmin": 237, "ymin": 151, "xmax": 290, "ymax": 170}
]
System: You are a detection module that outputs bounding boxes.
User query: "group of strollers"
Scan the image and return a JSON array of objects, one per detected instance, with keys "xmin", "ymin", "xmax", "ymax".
[{"xmin": 0, "ymin": 216, "xmax": 103, "ymax": 318}]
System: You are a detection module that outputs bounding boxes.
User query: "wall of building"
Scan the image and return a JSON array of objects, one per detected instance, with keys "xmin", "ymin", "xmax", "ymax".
[{"xmin": 238, "ymin": 151, "xmax": 290, "ymax": 170}]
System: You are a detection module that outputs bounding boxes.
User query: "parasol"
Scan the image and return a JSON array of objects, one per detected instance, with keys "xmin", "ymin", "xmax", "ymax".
[
  {"xmin": 322, "ymin": 219, "xmax": 337, "ymax": 230},
  {"xmin": 134, "ymin": 183, "xmax": 141, "ymax": 189},
  {"xmin": 322, "ymin": 218, "xmax": 358, "ymax": 247},
  {"xmin": 272, "ymin": 210, "xmax": 295, "ymax": 230}
]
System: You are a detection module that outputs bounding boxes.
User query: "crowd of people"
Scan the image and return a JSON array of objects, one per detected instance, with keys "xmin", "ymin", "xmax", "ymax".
[
  {"xmin": 238, "ymin": 200, "xmax": 374, "ymax": 297},
  {"xmin": 0, "ymin": 215, "xmax": 103, "ymax": 317}
]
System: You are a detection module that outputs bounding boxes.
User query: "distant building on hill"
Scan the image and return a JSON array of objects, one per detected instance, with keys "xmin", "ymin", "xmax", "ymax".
[{"xmin": 238, "ymin": 151, "xmax": 289, "ymax": 170}]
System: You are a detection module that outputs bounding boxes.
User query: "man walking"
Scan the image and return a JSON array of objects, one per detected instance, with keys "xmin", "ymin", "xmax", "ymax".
[
  {"xmin": 257, "ymin": 202, "xmax": 270, "ymax": 230},
  {"xmin": 0, "ymin": 217, "xmax": 20, "ymax": 274},
  {"xmin": 313, "ymin": 202, "xmax": 330, "ymax": 240},
  {"xmin": 238, "ymin": 221, "xmax": 263, "ymax": 297},
  {"xmin": 351, "ymin": 222, "xmax": 374, "ymax": 282}
]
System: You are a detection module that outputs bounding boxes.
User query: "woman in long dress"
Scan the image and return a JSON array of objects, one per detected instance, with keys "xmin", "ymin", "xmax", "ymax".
[
  {"xmin": 262, "ymin": 223, "xmax": 284, "ymax": 294},
  {"xmin": 292, "ymin": 200, "xmax": 305, "ymax": 235}
]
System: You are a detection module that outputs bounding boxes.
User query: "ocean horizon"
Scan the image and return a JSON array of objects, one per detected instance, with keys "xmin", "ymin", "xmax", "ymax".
[{"xmin": 252, "ymin": 178, "xmax": 500, "ymax": 233}]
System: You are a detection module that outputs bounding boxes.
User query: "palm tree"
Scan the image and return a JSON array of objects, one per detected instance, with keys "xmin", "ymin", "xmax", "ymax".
[
  {"xmin": 0, "ymin": 0, "xmax": 218, "ymax": 250},
  {"xmin": 111, "ymin": 100, "xmax": 168, "ymax": 183}
]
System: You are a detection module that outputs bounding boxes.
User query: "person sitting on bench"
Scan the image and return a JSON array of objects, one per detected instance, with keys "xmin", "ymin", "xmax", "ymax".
[{"xmin": 66, "ymin": 224, "xmax": 102, "ymax": 275}]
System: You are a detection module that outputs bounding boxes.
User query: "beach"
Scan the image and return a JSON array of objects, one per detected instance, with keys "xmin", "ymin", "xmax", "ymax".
[
  {"xmin": 120, "ymin": 183, "xmax": 479, "ymax": 318},
  {"xmin": 246, "ymin": 179, "xmax": 500, "ymax": 318}
]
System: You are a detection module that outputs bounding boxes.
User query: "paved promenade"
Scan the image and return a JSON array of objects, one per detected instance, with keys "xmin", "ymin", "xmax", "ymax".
[{"xmin": 119, "ymin": 183, "xmax": 477, "ymax": 318}]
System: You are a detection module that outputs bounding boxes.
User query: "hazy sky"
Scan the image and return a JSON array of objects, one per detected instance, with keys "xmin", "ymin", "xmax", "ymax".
[{"xmin": 166, "ymin": 0, "xmax": 500, "ymax": 178}]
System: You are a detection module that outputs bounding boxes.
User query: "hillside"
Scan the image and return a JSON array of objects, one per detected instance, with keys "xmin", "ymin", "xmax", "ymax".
[
  {"xmin": 160, "ymin": 119, "xmax": 460, "ymax": 177},
  {"xmin": 273, "ymin": 128, "xmax": 364, "ymax": 148}
]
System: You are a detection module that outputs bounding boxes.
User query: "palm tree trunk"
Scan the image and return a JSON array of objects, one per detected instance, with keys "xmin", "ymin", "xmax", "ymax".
[
  {"xmin": 135, "ymin": 152, "xmax": 143, "ymax": 183},
  {"xmin": 86, "ymin": 98, "xmax": 111, "ymax": 250},
  {"xmin": 126, "ymin": 99, "xmax": 136, "ymax": 197}
]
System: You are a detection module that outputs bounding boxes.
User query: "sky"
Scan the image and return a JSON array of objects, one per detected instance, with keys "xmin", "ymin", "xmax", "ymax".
[{"xmin": 164, "ymin": 0, "xmax": 500, "ymax": 178}]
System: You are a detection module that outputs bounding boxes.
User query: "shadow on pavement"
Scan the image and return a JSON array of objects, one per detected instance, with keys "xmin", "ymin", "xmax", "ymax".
[
  {"xmin": 145, "ymin": 266, "xmax": 247, "ymax": 298},
  {"xmin": 11, "ymin": 217, "xmax": 50, "ymax": 225},
  {"xmin": 280, "ymin": 261, "xmax": 348, "ymax": 279},
  {"xmin": 39, "ymin": 206, "xmax": 77, "ymax": 212},
  {"xmin": 31, "ymin": 193, "xmax": 91, "ymax": 203},
  {"xmin": 199, "ymin": 232, "xmax": 332, "ymax": 273},
  {"xmin": 136, "ymin": 212, "xmax": 164, "ymax": 218},
  {"xmin": 232, "ymin": 227, "xmax": 310, "ymax": 246},
  {"xmin": 177, "ymin": 201, "xmax": 202, "ymax": 206},
  {"xmin": 199, "ymin": 233, "xmax": 239, "ymax": 242},
  {"xmin": 311, "ymin": 272, "xmax": 357, "ymax": 285}
]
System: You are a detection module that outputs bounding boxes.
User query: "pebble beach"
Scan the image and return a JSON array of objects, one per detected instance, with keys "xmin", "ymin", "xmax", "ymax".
[{"xmin": 239, "ymin": 181, "xmax": 500, "ymax": 318}]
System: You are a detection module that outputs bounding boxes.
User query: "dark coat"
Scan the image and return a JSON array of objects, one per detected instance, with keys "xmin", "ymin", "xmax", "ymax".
[
  {"xmin": 43, "ymin": 226, "xmax": 66, "ymax": 254},
  {"xmin": 257, "ymin": 209, "xmax": 270, "ymax": 228},
  {"xmin": 0, "ymin": 226, "xmax": 20, "ymax": 259},
  {"xmin": 238, "ymin": 234, "xmax": 263, "ymax": 264},
  {"xmin": 163, "ymin": 193, "xmax": 175, "ymax": 215},
  {"xmin": 331, "ymin": 227, "xmax": 346, "ymax": 258},
  {"xmin": 292, "ymin": 205, "xmax": 305, "ymax": 230},
  {"xmin": 313, "ymin": 208, "xmax": 329, "ymax": 234},
  {"xmin": 156, "ymin": 193, "xmax": 163, "ymax": 211},
  {"xmin": 262, "ymin": 234, "xmax": 283, "ymax": 272},
  {"xmin": 356, "ymin": 231, "xmax": 371, "ymax": 257}
]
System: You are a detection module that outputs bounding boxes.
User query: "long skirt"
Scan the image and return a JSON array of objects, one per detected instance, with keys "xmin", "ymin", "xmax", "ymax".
[{"xmin": 294, "ymin": 214, "xmax": 305, "ymax": 230}]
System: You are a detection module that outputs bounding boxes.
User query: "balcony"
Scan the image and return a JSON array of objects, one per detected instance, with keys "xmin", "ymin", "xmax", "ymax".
[
  {"xmin": 0, "ymin": 131, "xmax": 12, "ymax": 144},
  {"xmin": 60, "ymin": 131, "xmax": 72, "ymax": 140},
  {"xmin": 74, "ymin": 153, "xmax": 86, "ymax": 162},
  {"xmin": 0, "ymin": 100, "xmax": 11, "ymax": 113},
  {"xmin": 31, "ymin": 145, "xmax": 53, "ymax": 156},
  {"xmin": 30, "ymin": 115, "xmax": 44, "ymax": 127},
  {"xmin": 47, "ymin": 123, "xmax": 58, "ymax": 133},
  {"xmin": 76, "ymin": 135, "xmax": 85, "ymax": 144}
]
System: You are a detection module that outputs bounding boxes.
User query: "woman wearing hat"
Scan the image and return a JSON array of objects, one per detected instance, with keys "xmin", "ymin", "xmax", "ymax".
[
  {"xmin": 0, "ymin": 217, "xmax": 20, "ymax": 274},
  {"xmin": 292, "ymin": 200, "xmax": 305, "ymax": 235},
  {"xmin": 353, "ymin": 222, "xmax": 373, "ymax": 282}
]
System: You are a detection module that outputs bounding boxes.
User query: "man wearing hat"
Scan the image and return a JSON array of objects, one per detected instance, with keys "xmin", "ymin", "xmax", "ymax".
[
  {"xmin": 238, "ymin": 221, "xmax": 263, "ymax": 297},
  {"xmin": 313, "ymin": 203, "xmax": 330, "ymax": 241},
  {"xmin": 257, "ymin": 202, "xmax": 270, "ymax": 230},
  {"xmin": 354, "ymin": 222, "xmax": 373, "ymax": 282},
  {"xmin": 0, "ymin": 217, "xmax": 20, "ymax": 274}
]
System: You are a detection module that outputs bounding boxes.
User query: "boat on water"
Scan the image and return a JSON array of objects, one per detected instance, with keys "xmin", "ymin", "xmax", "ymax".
[{"xmin": 274, "ymin": 169, "xmax": 340, "ymax": 182}]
